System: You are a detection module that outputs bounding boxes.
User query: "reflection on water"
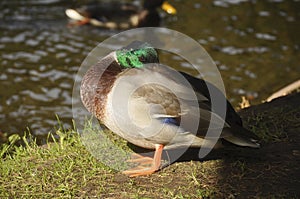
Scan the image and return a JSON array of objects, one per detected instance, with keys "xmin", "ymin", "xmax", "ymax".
[{"xmin": 0, "ymin": 0, "xmax": 299, "ymax": 142}]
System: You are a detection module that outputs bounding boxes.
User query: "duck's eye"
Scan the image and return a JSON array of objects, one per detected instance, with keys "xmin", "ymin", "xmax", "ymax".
[{"xmin": 139, "ymin": 55, "xmax": 145, "ymax": 62}]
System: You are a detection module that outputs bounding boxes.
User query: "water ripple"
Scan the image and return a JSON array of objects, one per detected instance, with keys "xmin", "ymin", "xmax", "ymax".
[
  {"xmin": 3, "ymin": 52, "xmax": 41, "ymax": 62},
  {"xmin": 213, "ymin": 0, "xmax": 248, "ymax": 7},
  {"xmin": 216, "ymin": 46, "xmax": 269, "ymax": 55},
  {"xmin": 255, "ymin": 33, "xmax": 277, "ymax": 41}
]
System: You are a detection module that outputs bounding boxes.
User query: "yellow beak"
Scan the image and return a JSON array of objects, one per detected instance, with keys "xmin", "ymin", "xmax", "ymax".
[{"xmin": 161, "ymin": 1, "xmax": 177, "ymax": 15}]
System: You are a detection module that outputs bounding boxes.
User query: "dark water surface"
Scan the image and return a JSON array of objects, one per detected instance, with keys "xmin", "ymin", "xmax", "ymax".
[{"xmin": 0, "ymin": 0, "xmax": 299, "ymax": 142}]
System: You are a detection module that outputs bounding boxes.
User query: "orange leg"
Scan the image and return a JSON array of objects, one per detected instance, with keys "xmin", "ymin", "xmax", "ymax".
[{"xmin": 123, "ymin": 144, "xmax": 164, "ymax": 177}]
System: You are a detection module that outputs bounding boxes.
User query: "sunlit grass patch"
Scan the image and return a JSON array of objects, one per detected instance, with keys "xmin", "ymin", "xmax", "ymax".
[{"xmin": 0, "ymin": 122, "xmax": 113, "ymax": 198}]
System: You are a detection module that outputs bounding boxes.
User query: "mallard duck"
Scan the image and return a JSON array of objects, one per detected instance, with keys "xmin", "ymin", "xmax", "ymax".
[
  {"xmin": 80, "ymin": 41, "xmax": 260, "ymax": 177},
  {"xmin": 65, "ymin": 0, "xmax": 176, "ymax": 29}
]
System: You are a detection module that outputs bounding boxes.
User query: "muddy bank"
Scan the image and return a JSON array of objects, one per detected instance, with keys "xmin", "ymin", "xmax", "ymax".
[{"xmin": 206, "ymin": 92, "xmax": 300, "ymax": 197}]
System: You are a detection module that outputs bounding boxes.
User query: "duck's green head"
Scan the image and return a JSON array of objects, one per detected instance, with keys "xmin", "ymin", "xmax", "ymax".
[{"xmin": 116, "ymin": 41, "xmax": 159, "ymax": 69}]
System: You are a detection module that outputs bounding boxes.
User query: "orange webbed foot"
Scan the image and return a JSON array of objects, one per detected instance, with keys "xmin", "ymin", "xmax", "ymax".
[{"xmin": 123, "ymin": 144, "xmax": 164, "ymax": 177}]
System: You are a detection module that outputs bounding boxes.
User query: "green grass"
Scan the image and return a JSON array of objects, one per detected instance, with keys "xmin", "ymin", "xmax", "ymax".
[
  {"xmin": 0, "ymin": 127, "xmax": 114, "ymax": 197},
  {"xmin": 0, "ymin": 123, "xmax": 215, "ymax": 198}
]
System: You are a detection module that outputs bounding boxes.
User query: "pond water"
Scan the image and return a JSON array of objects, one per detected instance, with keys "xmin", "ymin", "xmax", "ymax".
[{"xmin": 0, "ymin": 0, "xmax": 299, "ymax": 143}]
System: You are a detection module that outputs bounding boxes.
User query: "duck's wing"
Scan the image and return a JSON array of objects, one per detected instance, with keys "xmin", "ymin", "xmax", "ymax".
[
  {"xmin": 179, "ymin": 71, "xmax": 243, "ymax": 126},
  {"xmin": 134, "ymin": 65, "xmax": 233, "ymax": 135},
  {"xmin": 178, "ymin": 72, "xmax": 259, "ymax": 147}
]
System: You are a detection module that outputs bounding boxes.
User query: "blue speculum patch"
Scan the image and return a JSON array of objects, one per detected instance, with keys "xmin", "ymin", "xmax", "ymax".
[{"xmin": 161, "ymin": 118, "xmax": 179, "ymax": 126}]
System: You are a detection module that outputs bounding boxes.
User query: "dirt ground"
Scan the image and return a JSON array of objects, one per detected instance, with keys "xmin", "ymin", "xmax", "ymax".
[{"xmin": 233, "ymin": 92, "xmax": 300, "ymax": 197}]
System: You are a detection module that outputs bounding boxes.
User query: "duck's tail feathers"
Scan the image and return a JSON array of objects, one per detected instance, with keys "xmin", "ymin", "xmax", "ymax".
[
  {"xmin": 222, "ymin": 126, "xmax": 260, "ymax": 148},
  {"xmin": 223, "ymin": 135, "xmax": 260, "ymax": 148}
]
